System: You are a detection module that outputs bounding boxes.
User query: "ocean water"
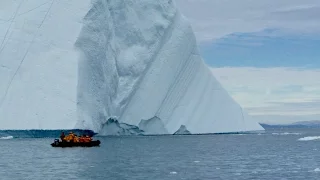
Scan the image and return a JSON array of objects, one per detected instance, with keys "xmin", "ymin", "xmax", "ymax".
[{"xmin": 1, "ymin": 128, "xmax": 320, "ymax": 180}]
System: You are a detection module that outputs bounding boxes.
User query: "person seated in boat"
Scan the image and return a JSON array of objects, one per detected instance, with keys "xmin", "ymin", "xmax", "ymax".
[
  {"xmin": 73, "ymin": 134, "xmax": 80, "ymax": 143},
  {"xmin": 80, "ymin": 135, "xmax": 92, "ymax": 143},
  {"xmin": 64, "ymin": 131, "xmax": 76, "ymax": 142},
  {"xmin": 79, "ymin": 135, "xmax": 86, "ymax": 143},
  {"xmin": 60, "ymin": 132, "xmax": 65, "ymax": 142},
  {"xmin": 87, "ymin": 135, "xmax": 92, "ymax": 142}
]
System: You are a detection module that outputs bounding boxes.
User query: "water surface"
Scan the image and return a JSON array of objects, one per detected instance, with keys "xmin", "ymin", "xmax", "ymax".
[{"xmin": 1, "ymin": 129, "xmax": 320, "ymax": 179}]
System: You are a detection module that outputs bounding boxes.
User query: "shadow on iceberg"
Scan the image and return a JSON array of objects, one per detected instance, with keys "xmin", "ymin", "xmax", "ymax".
[
  {"xmin": 173, "ymin": 125, "xmax": 191, "ymax": 135},
  {"xmin": 96, "ymin": 117, "xmax": 264, "ymax": 136},
  {"xmin": 99, "ymin": 119, "xmax": 145, "ymax": 136},
  {"xmin": 98, "ymin": 118, "xmax": 194, "ymax": 136},
  {"xmin": 96, "ymin": 117, "xmax": 209, "ymax": 136},
  {"xmin": 138, "ymin": 116, "xmax": 169, "ymax": 135}
]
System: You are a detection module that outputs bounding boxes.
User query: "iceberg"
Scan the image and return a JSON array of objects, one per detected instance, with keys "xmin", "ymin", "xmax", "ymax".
[
  {"xmin": 0, "ymin": 0, "xmax": 264, "ymax": 134},
  {"xmin": 174, "ymin": 125, "xmax": 191, "ymax": 135}
]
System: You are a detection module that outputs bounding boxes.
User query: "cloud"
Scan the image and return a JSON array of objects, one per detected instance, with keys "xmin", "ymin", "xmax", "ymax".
[
  {"xmin": 210, "ymin": 67, "xmax": 320, "ymax": 123},
  {"xmin": 175, "ymin": 0, "xmax": 320, "ymax": 41}
]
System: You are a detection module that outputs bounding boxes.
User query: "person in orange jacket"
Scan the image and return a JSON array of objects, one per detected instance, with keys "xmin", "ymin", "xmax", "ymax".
[
  {"xmin": 79, "ymin": 135, "xmax": 85, "ymax": 143},
  {"xmin": 64, "ymin": 132, "xmax": 76, "ymax": 142},
  {"xmin": 86, "ymin": 135, "xmax": 92, "ymax": 142},
  {"xmin": 73, "ymin": 135, "xmax": 79, "ymax": 143},
  {"xmin": 81, "ymin": 135, "xmax": 92, "ymax": 143}
]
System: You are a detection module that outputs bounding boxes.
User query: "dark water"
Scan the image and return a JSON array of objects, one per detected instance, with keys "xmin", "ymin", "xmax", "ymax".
[
  {"xmin": 0, "ymin": 129, "xmax": 96, "ymax": 138},
  {"xmin": 1, "ymin": 129, "xmax": 320, "ymax": 180}
]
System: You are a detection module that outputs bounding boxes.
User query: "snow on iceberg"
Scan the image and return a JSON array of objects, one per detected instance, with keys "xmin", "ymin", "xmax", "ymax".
[{"xmin": 0, "ymin": 0, "xmax": 264, "ymax": 134}]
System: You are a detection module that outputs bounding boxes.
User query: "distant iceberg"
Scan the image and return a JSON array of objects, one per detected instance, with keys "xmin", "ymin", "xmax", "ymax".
[
  {"xmin": 0, "ymin": 136, "xmax": 13, "ymax": 140},
  {"xmin": 0, "ymin": 0, "xmax": 264, "ymax": 134}
]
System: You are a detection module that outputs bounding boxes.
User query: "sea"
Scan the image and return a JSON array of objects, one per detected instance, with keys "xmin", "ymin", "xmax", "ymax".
[{"xmin": 1, "ymin": 128, "xmax": 320, "ymax": 180}]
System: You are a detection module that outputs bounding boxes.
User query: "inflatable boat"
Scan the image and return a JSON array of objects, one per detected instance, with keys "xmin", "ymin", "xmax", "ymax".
[{"xmin": 51, "ymin": 139, "xmax": 101, "ymax": 147}]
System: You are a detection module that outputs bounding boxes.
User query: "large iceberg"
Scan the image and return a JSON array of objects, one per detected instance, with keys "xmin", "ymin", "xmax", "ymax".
[{"xmin": 0, "ymin": 0, "xmax": 264, "ymax": 134}]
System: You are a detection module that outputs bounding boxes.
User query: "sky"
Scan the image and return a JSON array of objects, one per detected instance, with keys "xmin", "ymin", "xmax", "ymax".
[{"xmin": 175, "ymin": 0, "xmax": 320, "ymax": 124}]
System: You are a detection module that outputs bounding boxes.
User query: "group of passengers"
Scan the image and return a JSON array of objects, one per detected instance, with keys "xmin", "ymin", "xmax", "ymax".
[{"xmin": 60, "ymin": 132, "xmax": 92, "ymax": 143}]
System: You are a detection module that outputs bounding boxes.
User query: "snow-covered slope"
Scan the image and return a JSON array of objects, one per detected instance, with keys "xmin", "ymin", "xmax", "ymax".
[{"xmin": 0, "ymin": 0, "xmax": 264, "ymax": 134}]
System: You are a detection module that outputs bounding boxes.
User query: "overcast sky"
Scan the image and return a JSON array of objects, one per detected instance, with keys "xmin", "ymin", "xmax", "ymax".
[{"xmin": 176, "ymin": 0, "xmax": 320, "ymax": 124}]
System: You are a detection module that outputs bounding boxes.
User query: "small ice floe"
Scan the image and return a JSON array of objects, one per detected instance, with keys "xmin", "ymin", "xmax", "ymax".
[
  {"xmin": 170, "ymin": 172, "xmax": 177, "ymax": 175},
  {"xmin": 272, "ymin": 132, "xmax": 301, "ymax": 135},
  {"xmin": 0, "ymin": 136, "xmax": 13, "ymax": 140},
  {"xmin": 193, "ymin": 161, "xmax": 200, "ymax": 163},
  {"xmin": 216, "ymin": 167, "xmax": 220, "ymax": 170},
  {"xmin": 283, "ymin": 132, "xmax": 301, "ymax": 135},
  {"xmin": 298, "ymin": 136, "xmax": 320, "ymax": 141},
  {"xmin": 314, "ymin": 168, "xmax": 320, "ymax": 172}
]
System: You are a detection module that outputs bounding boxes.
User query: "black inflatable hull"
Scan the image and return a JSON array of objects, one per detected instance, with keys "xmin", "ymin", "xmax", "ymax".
[{"xmin": 51, "ymin": 140, "xmax": 101, "ymax": 147}]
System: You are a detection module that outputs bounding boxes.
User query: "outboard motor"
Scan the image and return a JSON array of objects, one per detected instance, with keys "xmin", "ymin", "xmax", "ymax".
[{"xmin": 54, "ymin": 139, "xmax": 59, "ymax": 145}]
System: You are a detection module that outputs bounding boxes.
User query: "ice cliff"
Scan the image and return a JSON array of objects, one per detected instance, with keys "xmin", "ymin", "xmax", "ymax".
[{"xmin": 0, "ymin": 0, "xmax": 264, "ymax": 134}]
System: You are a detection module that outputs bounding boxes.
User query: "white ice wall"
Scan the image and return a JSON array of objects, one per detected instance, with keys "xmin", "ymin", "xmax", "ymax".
[
  {"xmin": 0, "ymin": 0, "xmax": 91, "ymax": 129},
  {"xmin": 0, "ymin": 0, "xmax": 264, "ymax": 133},
  {"xmin": 75, "ymin": 0, "xmax": 264, "ymax": 134}
]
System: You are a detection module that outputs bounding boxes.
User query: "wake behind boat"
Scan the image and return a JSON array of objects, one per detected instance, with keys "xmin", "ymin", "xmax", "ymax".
[{"xmin": 51, "ymin": 131, "xmax": 100, "ymax": 147}]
